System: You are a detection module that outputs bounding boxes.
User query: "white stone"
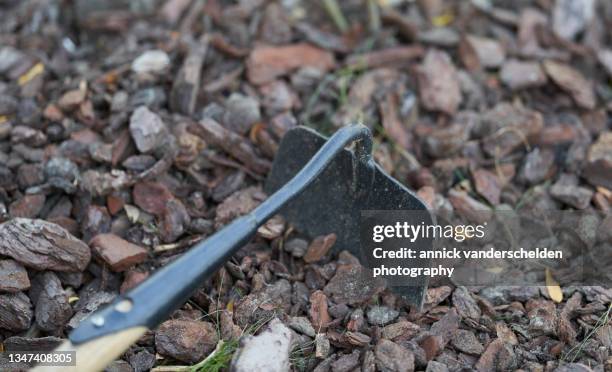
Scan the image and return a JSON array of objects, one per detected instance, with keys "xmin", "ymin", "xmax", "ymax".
[{"xmin": 131, "ymin": 50, "xmax": 170, "ymax": 74}]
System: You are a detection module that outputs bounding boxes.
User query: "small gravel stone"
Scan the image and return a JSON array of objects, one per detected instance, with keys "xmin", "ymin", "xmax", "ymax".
[
  {"xmin": 288, "ymin": 316, "xmax": 316, "ymax": 337},
  {"xmin": 552, "ymin": 0, "xmax": 595, "ymax": 41},
  {"xmin": 527, "ymin": 299, "xmax": 557, "ymax": 336},
  {"xmin": 285, "ymin": 238, "xmax": 309, "ymax": 258},
  {"xmin": 131, "ymin": 50, "xmax": 170, "ymax": 74},
  {"xmin": 80, "ymin": 170, "xmax": 131, "ymax": 197},
  {"xmin": 45, "ymin": 157, "xmax": 79, "ymax": 194},
  {"xmin": 418, "ymin": 27, "xmax": 460, "ymax": 47},
  {"xmin": 223, "ymin": 93, "xmax": 261, "ymax": 135},
  {"xmin": 599, "ymin": 50, "xmax": 612, "ymax": 78},
  {"xmin": 131, "ymin": 87, "xmax": 167, "ymax": 110},
  {"xmin": 57, "ymin": 87, "xmax": 86, "ymax": 111},
  {"xmin": 81, "ymin": 205, "xmax": 111, "ymax": 242},
  {"xmin": 367, "ymin": 305, "xmax": 399, "ymax": 326},
  {"xmin": 314, "ymin": 333, "xmax": 330, "ymax": 359},
  {"xmin": 129, "ymin": 106, "xmax": 166, "ymax": 153}
]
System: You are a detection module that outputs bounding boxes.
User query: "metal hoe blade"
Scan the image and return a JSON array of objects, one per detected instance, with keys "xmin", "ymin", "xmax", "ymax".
[{"xmin": 266, "ymin": 126, "xmax": 432, "ymax": 308}]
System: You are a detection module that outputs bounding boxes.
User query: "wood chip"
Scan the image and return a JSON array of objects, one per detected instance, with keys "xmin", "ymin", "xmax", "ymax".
[
  {"xmin": 246, "ymin": 43, "xmax": 335, "ymax": 85},
  {"xmin": 543, "ymin": 60, "xmax": 596, "ymax": 109},
  {"xmin": 417, "ymin": 49, "xmax": 461, "ymax": 115}
]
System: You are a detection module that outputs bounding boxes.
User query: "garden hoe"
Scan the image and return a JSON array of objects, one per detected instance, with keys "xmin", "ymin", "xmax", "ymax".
[{"xmin": 34, "ymin": 124, "xmax": 431, "ymax": 371}]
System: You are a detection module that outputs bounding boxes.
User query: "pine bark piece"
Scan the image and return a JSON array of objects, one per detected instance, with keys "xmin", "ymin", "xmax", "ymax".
[
  {"xmin": 375, "ymin": 339, "xmax": 415, "ymax": 372},
  {"xmin": 472, "ymin": 169, "xmax": 501, "ymax": 205},
  {"xmin": 324, "ymin": 264, "xmax": 385, "ymax": 305},
  {"xmin": 584, "ymin": 132, "xmax": 612, "ymax": 189},
  {"xmin": 9, "ymin": 194, "xmax": 45, "ymax": 218},
  {"xmin": 309, "ymin": 290, "xmax": 331, "ymax": 331},
  {"xmin": 246, "ymin": 43, "xmax": 335, "ymax": 85},
  {"xmin": 304, "ymin": 233, "xmax": 337, "ymax": 263},
  {"xmin": 481, "ymin": 103, "xmax": 544, "ymax": 158},
  {"xmin": 155, "ymin": 319, "xmax": 218, "ymax": 364},
  {"xmin": 543, "ymin": 60, "xmax": 596, "ymax": 110},
  {"xmin": 0, "ymin": 292, "xmax": 33, "ymax": 331},
  {"xmin": 215, "ymin": 186, "xmax": 266, "ymax": 227},
  {"xmin": 3, "ymin": 336, "xmax": 63, "ymax": 352},
  {"xmin": 417, "ymin": 49, "xmax": 461, "ymax": 115},
  {"xmin": 30, "ymin": 272, "xmax": 73, "ymax": 332},
  {"xmin": 170, "ymin": 39, "xmax": 207, "ymax": 115},
  {"xmin": 345, "ymin": 46, "xmax": 424, "ymax": 69},
  {"xmin": 0, "ymin": 218, "xmax": 91, "ymax": 272},
  {"xmin": 475, "ymin": 339, "xmax": 516, "ymax": 371},
  {"xmin": 194, "ymin": 118, "xmax": 271, "ymax": 174},
  {"xmin": 133, "ymin": 181, "xmax": 175, "ymax": 216},
  {"xmin": 90, "ymin": 233, "xmax": 148, "ymax": 272},
  {"xmin": 0, "ymin": 259, "xmax": 30, "ymax": 293},
  {"xmin": 452, "ymin": 286, "xmax": 481, "ymax": 320},
  {"xmin": 451, "ymin": 329, "xmax": 484, "ymax": 355},
  {"xmin": 500, "ymin": 60, "xmax": 547, "ymax": 90},
  {"xmin": 459, "ymin": 35, "xmax": 505, "ymax": 69}
]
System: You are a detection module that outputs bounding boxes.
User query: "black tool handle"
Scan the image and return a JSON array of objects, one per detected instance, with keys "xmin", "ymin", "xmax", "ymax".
[{"xmin": 68, "ymin": 124, "xmax": 373, "ymax": 346}]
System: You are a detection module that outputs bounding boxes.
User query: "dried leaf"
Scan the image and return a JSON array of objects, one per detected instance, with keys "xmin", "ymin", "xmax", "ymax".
[
  {"xmin": 545, "ymin": 268, "xmax": 563, "ymax": 303},
  {"xmin": 18, "ymin": 62, "xmax": 44, "ymax": 85}
]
